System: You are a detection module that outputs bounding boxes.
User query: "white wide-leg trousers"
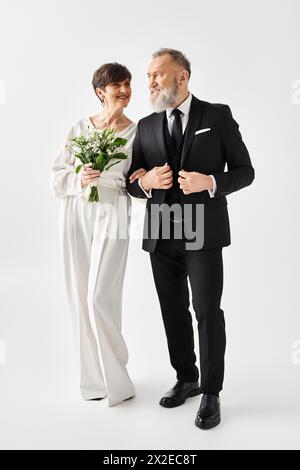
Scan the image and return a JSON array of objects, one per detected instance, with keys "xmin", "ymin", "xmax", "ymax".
[{"xmin": 59, "ymin": 183, "xmax": 135, "ymax": 406}]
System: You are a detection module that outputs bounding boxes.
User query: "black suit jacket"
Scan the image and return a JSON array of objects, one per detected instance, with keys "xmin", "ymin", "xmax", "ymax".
[{"xmin": 126, "ymin": 95, "xmax": 255, "ymax": 253}]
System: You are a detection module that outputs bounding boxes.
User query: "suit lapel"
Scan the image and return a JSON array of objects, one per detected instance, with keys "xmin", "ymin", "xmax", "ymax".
[
  {"xmin": 153, "ymin": 96, "xmax": 205, "ymax": 167},
  {"xmin": 154, "ymin": 112, "xmax": 169, "ymax": 164},
  {"xmin": 180, "ymin": 95, "xmax": 205, "ymax": 167}
]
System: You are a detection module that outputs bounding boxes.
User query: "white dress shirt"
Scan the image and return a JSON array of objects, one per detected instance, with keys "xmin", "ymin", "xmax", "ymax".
[{"xmin": 138, "ymin": 92, "xmax": 217, "ymax": 198}]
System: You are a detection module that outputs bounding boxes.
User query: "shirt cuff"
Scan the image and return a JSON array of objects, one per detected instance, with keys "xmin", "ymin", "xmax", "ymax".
[
  {"xmin": 138, "ymin": 177, "xmax": 152, "ymax": 198},
  {"xmin": 207, "ymin": 174, "xmax": 217, "ymax": 198},
  {"xmin": 77, "ymin": 173, "xmax": 87, "ymax": 199}
]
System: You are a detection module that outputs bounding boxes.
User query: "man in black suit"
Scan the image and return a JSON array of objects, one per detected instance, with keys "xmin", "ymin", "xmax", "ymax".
[{"xmin": 126, "ymin": 48, "xmax": 254, "ymax": 429}]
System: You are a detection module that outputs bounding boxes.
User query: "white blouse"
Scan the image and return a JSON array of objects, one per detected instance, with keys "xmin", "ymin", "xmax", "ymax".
[{"xmin": 50, "ymin": 118, "xmax": 137, "ymax": 199}]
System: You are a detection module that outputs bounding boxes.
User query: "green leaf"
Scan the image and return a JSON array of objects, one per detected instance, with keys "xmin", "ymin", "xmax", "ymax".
[
  {"xmin": 105, "ymin": 160, "xmax": 122, "ymax": 171},
  {"xmin": 112, "ymin": 152, "xmax": 127, "ymax": 160},
  {"xmin": 75, "ymin": 163, "xmax": 83, "ymax": 174},
  {"xmin": 95, "ymin": 154, "xmax": 104, "ymax": 168},
  {"xmin": 112, "ymin": 137, "xmax": 127, "ymax": 148}
]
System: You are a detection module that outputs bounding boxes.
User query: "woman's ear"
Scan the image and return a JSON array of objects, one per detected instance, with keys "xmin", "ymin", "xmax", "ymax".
[{"xmin": 96, "ymin": 87, "xmax": 104, "ymax": 103}]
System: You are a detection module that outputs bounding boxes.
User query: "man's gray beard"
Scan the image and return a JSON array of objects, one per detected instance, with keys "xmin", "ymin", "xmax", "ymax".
[{"xmin": 150, "ymin": 80, "xmax": 180, "ymax": 113}]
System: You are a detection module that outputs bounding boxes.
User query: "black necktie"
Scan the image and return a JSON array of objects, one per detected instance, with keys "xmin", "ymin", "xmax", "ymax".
[{"xmin": 171, "ymin": 108, "xmax": 183, "ymax": 152}]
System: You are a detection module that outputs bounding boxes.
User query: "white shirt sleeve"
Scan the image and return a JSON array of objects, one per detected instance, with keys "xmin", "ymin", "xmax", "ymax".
[
  {"xmin": 49, "ymin": 123, "xmax": 86, "ymax": 199},
  {"xmin": 138, "ymin": 177, "xmax": 152, "ymax": 198},
  {"xmin": 207, "ymin": 174, "xmax": 217, "ymax": 198}
]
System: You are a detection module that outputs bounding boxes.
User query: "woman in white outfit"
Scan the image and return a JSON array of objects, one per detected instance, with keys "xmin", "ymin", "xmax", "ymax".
[{"xmin": 50, "ymin": 63, "xmax": 145, "ymax": 406}]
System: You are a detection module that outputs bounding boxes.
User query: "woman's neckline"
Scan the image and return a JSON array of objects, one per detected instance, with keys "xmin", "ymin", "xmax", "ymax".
[{"xmin": 86, "ymin": 117, "xmax": 135, "ymax": 134}]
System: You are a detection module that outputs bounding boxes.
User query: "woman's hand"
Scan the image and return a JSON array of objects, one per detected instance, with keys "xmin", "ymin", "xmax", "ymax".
[
  {"xmin": 81, "ymin": 163, "xmax": 101, "ymax": 189},
  {"xmin": 129, "ymin": 168, "xmax": 147, "ymax": 184}
]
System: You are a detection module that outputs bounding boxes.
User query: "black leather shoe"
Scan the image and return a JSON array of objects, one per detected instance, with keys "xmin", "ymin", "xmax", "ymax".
[
  {"xmin": 159, "ymin": 381, "xmax": 201, "ymax": 408},
  {"xmin": 195, "ymin": 394, "xmax": 221, "ymax": 429}
]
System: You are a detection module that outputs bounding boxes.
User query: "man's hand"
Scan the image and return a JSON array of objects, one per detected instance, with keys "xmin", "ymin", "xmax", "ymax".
[
  {"xmin": 140, "ymin": 163, "xmax": 173, "ymax": 191},
  {"xmin": 129, "ymin": 168, "xmax": 147, "ymax": 183},
  {"xmin": 178, "ymin": 170, "xmax": 213, "ymax": 195}
]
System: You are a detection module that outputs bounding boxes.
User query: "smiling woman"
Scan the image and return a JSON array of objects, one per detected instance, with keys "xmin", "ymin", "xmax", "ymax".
[
  {"xmin": 50, "ymin": 61, "xmax": 147, "ymax": 407},
  {"xmin": 90, "ymin": 63, "xmax": 133, "ymax": 131}
]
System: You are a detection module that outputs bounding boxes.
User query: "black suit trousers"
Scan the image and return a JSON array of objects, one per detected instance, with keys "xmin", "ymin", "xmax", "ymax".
[{"xmin": 150, "ymin": 223, "xmax": 226, "ymax": 394}]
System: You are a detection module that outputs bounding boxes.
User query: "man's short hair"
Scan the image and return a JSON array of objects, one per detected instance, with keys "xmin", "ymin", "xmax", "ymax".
[{"xmin": 152, "ymin": 48, "xmax": 191, "ymax": 79}]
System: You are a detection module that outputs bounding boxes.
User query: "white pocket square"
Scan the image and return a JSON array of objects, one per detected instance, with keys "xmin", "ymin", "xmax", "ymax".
[{"xmin": 195, "ymin": 128, "xmax": 211, "ymax": 135}]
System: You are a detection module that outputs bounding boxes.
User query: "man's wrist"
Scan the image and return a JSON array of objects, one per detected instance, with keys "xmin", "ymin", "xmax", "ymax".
[
  {"xmin": 206, "ymin": 175, "xmax": 214, "ymax": 191},
  {"xmin": 140, "ymin": 176, "xmax": 151, "ymax": 192}
]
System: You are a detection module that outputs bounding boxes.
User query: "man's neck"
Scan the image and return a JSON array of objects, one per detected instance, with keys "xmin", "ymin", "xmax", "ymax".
[{"xmin": 174, "ymin": 91, "xmax": 190, "ymax": 109}]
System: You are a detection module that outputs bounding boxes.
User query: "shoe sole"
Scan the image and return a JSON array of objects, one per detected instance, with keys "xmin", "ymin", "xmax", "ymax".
[
  {"xmin": 195, "ymin": 417, "xmax": 221, "ymax": 430},
  {"xmin": 86, "ymin": 397, "xmax": 106, "ymax": 401},
  {"xmin": 123, "ymin": 396, "xmax": 135, "ymax": 402},
  {"xmin": 159, "ymin": 388, "xmax": 201, "ymax": 408}
]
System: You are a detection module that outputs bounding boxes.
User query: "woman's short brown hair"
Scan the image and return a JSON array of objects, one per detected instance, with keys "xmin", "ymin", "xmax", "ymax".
[{"xmin": 92, "ymin": 63, "xmax": 132, "ymax": 102}]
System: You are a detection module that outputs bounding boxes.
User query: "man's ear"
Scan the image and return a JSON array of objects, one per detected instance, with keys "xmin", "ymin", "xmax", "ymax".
[{"xmin": 179, "ymin": 71, "xmax": 188, "ymax": 84}]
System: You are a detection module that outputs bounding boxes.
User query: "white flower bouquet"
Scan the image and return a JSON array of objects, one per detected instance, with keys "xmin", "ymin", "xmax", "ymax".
[{"xmin": 67, "ymin": 127, "xmax": 128, "ymax": 202}]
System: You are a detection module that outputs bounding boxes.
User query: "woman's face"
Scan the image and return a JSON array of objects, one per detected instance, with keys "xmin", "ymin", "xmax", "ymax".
[{"xmin": 97, "ymin": 78, "xmax": 132, "ymax": 108}]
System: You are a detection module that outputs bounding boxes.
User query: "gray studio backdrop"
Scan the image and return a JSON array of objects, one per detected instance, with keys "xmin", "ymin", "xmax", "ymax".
[{"xmin": 0, "ymin": 0, "xmax": 299, "ymax": 450}]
